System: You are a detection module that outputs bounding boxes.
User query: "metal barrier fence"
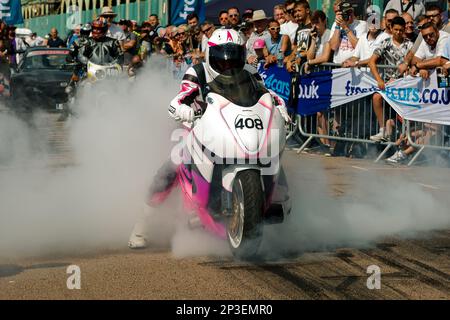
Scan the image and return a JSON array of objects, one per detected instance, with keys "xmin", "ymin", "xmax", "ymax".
[
  {"xmin": 405, "ymin": 120, "xmax": 450, "ymax": 166},
  {"xmin": 295, "ymin": 62, "xmax": 404, "ymax": 162},
  {"xmin": 292, "ymin": 62, "xmax": 450, "ymax": 167}
]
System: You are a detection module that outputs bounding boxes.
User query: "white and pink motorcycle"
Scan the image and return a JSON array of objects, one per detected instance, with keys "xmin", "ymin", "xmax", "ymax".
[{"xmin": 173, "ymin": 85, "xmax": 291, "ymax": 259}]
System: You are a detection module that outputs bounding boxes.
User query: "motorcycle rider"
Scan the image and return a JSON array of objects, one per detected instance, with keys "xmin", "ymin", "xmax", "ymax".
[
  {"xmin": 128, "ymin": 28, "xmax": 290, "ymax": 249},
  {"xmin": 77, "ymin": 19, "xmax": 123, "ymax": 66}
]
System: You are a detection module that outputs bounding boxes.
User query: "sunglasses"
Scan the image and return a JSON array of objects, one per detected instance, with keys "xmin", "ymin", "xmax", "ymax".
[
  {"xmin": 287, "ymin": 8, "xmax": 294, "ymax": 14},
  {"xmin": 202, "ymin": 26, "xmax": 212, "ymax": 33},
  {"xmin": 269, "ymin": 27, "xmax": 280, "ymax": 31},
  {"xmin": 426, "ymin": 13, "xmax": 440, "ymax": 19},
  {"xmin": 220, "ymin": 17, "xmax": 228, "ymax": 21},
  {"xmin": 229, "ymin": 14, "xmax": 239, "ymax": 18},
  {"xmin": 423, "ymin": 32, "xmax": 436, "ymax": 39}
]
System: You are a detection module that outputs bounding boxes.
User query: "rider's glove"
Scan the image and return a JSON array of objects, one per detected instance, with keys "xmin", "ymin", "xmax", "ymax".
[{"xmin": 176, "ymin": 104, "xmax": 194, "ymax": 122}]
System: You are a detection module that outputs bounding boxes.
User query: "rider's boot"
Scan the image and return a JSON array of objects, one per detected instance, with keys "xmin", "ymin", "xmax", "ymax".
[
  {"xmin": 128, "ymin": 202, "xmax": 154, "ymax": 249},
  {"xmin": 128, "ymin": 160, "xmax": 178, "ymax": 249}
]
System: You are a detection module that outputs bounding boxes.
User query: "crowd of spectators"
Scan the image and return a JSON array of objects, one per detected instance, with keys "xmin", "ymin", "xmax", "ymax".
[{"xmin": 1, "ymin": 0, "xmax": 450, "ymax": 164}]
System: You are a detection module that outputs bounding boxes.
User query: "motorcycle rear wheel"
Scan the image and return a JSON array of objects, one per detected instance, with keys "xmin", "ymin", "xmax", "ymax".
[{"xmin": 227, "ymin": 170, "xmax": 264, "ymax": 260}]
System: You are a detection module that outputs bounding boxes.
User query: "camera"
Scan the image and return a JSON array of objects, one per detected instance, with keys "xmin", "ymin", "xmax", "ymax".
[
  {"xmin": 238, "ymin": 21, "xmax": 253, "ymax": 32},
  {"xmin": 339, "ymin": 2, "xmax": 353, "ymax": 21}
]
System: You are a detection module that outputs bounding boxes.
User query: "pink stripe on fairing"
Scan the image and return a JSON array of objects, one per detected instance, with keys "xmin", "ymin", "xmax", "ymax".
[
  {"xmin": 177, "ymin": 164, "xmax": 227, "ymax": 238},
  {"xmin": 191, "ymin": 170, "xmax": 227, "ymax": 238},
  {"xmin": 207, "ymin": 41, "xmax": 217, "ymax": 47},
  {"xmin": 219, "ymin": 103, "xmax": 248, "ymax": 158},
  {"xmin": 148, "ymin": 178, "xmax": 179, "ymax": 207},
  {"xmin": 256, "ymin": 98, "xmax": 275, "ymax": 159}
]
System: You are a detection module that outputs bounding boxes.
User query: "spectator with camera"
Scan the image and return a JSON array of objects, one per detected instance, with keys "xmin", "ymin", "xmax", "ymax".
[{"xmin": 328, "ymin": 0, "xmax": 367, "ymax": 64}]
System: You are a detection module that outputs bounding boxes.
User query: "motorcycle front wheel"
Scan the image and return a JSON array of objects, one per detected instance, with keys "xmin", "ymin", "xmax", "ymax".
[{"xmin": 227, "ymin": 170, "xmax": 264, "ymax": 260}]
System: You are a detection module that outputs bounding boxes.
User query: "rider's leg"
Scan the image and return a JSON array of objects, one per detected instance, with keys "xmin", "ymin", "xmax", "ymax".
[{"xmin": 128, "ymin": 160, "xmax": 178, "ymax": 249}]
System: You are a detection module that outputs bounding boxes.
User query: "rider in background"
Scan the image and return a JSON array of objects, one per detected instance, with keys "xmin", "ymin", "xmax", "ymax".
[
  {"xmin": 77, "ymin": 19, "xmax": 123, "ymax": 66},
  {"xmin": 128, "ymin": 28, "xmax": 290, "ymax": 249}
]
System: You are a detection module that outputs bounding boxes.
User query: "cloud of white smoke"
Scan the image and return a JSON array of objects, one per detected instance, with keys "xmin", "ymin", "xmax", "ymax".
[{"xmin": 0, "ymin": 61, "xmax": 184, "ymax": 258}]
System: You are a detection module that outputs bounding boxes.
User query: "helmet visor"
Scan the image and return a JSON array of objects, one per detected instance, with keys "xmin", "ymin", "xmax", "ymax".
[{"xmin": 209, "ymin": 43, "xmax": 245, "ymax": 75}]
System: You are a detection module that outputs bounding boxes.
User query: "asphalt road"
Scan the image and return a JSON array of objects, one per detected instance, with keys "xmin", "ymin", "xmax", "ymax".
[{"xmin": 0, "ymin": 112, "xmax": 449, "ymax": 300}]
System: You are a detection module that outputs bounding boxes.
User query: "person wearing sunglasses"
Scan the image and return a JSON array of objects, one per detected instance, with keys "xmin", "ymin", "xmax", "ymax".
[
  {"xmin": 404, "ymin": 5, "xmax": 449, "ymax": 71},
  {"xmin": 410, "ymin": 22, "xmax": 448, "ymax": 80},
  {"xmin": 280, "ymin": 0, "xmax": 299, "ymax": 45},
  {"xmin": 383, "ymin": 0, "xmax": 425, "ymax": 23},
  {"xmin": 227, "ymin": 7, "xmax": 241, "ymax": 29},
  {"xmin": 263, "ymin": 19, "xmax": 290, "ymax": 68},
  {"xmin": 200, "ymin": 21, "xmax": 215, "ymax": 55},
  {"xmin": 218, "ymin": 10, "xmax": 228, "ymax": 27}
]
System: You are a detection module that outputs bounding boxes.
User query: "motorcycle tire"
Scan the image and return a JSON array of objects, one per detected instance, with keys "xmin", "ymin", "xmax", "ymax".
[{"xmin": 227, "ymin": 170, "xmax": 264, "ymax": 260}]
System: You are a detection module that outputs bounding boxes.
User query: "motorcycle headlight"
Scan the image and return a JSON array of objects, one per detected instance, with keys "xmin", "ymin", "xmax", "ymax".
[
  {"xmin": 65, "ymin": 86, "xmax": 73, "ymax": 94},
  {"xmin": 95, "ymin": 69, "xmax": 106, "ymax": 80}
]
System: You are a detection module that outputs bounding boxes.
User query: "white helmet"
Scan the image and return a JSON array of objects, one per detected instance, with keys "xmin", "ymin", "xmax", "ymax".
[{"xmin": 205, "ymin": 28, "xmax": 246, "ymax": 79}]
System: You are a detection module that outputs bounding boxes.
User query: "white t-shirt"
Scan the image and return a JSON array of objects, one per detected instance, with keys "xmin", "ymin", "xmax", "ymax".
[
  {"xmin": 201, "ymin": 34, "xmax": 209, "ymax": 53},
  {"xmin": 329, "ymin": 20, "xmax": 368, "ymax": 63},
  {"xmin": 280, "ymin": 21, "xmax": 298, "ymax": 44},
  {"xmin": 415, "ymin": 31, "xmax": 449, "ymax": 60},
  {"xmin": 353, "ymin": 32, "xmax": 389, "ymax": 60},
  {"xmin": 315, "ymin": 29, "xmax": 331, "ymax": 57}
]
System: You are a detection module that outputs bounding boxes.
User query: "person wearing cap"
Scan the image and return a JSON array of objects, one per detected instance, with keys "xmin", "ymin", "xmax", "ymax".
[
  {"xmin": 246, "ymin": 10, "xmax": 271, "ymax": 65},
  {"xmin": 99, "ymin": 6, "xmax": 125, "ymax": 42}
]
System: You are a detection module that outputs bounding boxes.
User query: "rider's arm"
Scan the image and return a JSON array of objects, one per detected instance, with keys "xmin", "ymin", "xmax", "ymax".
[{"xmin": 168, "ymin": 67, "xmax": 202, "ymax": 120}]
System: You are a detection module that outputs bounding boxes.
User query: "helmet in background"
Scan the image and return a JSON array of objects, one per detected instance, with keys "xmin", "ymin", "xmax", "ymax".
[{"xmin": 91, "ymin": 19, "xmax": 107, "ymax": 40}]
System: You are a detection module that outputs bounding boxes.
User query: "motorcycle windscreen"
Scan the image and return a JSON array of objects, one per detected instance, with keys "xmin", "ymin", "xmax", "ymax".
[{"xmin": 207, "ymin": 69, "xmax": 268, "ymax": 107}]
